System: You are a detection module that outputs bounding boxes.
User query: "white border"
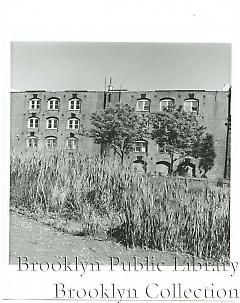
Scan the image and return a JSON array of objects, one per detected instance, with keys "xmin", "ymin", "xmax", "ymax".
[{"xmin": 1, "ymin": 0, "xmax": 239, "ymax": 302}]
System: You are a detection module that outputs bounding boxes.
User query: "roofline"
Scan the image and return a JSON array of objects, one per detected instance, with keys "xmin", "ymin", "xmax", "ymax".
[{"xmin": 10, "ymin": 89, "xmax": 230, "ymax": 93}]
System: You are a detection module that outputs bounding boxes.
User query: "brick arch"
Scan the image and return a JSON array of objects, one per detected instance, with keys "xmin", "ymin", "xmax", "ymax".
[
  {"xmin": 156, "ymin": 160, "xmax": 170, "ymax": 176},
  {"xmin": 159, "ymin": 97, "xmax": 175, "ymax": 111},
  {"xmin": 47, "ymin": 97, "xmax": 60, "ymax": 100},
  {"xmin": 133, "ymin": 157, "xmax": 147, "ymax": 173},
  {"xmin": 175, "ymin": 157, "xmax": 197, "ymax": 177},
  {"xmin": 136, "ymin": 98, "xmax": 151, "ymax": 112}
]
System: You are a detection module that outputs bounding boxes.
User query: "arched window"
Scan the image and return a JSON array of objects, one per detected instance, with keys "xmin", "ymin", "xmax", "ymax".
[
  {"xmin": 134, "ymin": 140, "xmax": 148, "ymax": 153},
  {"xmin": 29, "ymin": 98, "xmax": 40, "ymax": 110},
  {"xmin": 67, "ymin": 118, "xmax": 80, "ymax": 129},
  {"xmin": 69, "ymin": 98, "xmax": 81, "ymax": 110},
  {"xmin": 26, "ymin": 136, "xmax": 38, "ymax": 148},
  {"xmin": 159, "ymin": 98, "xmax": 174, "ymax": 111},
  {"xmin": 48, "ymin": 98, "xmax": 59, "ymax": 110},
  {"xmin": 184, "ymin": 98, "xmax": 199, "ymax": 113},
  {"xmin": 28, "ymin": 117, "xmax": 39, "ymax": 128},
  {"xmin": 45, "ymin": 136, "xmax": 57, "ymax": 149},
  {"xmin": 66, "ymin": 137, "xmax": 78, "ymax": 150},
  {"xmin": 46, "ymin": 117, "xmax": 58, "ymax": 129},
  {"xmin": 136, "ymin": 99, "xmax": 151, "ymax": 112}
]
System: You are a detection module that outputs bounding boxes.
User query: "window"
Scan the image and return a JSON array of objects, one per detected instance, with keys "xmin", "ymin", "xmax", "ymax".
[
  {"xmin": 27, "ymin": 136, "xmax": 38, "ymax": 148},
  {"xmin": 48, "ymin": 98, "xmax": 59, "ymax": 110},
  {"xmin": 136, "ymin": 99, "xmax": 151, "ymax": 112},
  {"xmin": 134, "ymin": 141, "xmax": 148, "ymax": 153},
  {"xmin": 45, "ymin": 136, "xmax": 57, "ymax": 149},
  {"xmin": 158, "ymin": 122, "xmax": 170, "ymax": 133},
  {"xmin": 157, "ymin": 143, "xmax": 168, "ymax": 153},
  {"xmin": 46, "ymin": 117, "xmax": 58, "ymax": 129},
  {"xmin": 184, "ymin": 99, "xmax": 199, "ymax": 113},
  {"xmin": 69, "ymin": 98, "xmax": 81, "ymax": 110},
  {"xmin": 29, "ymin": 98, "xmax": 40, "ymax": 110},
  {"xmin": 28, "ymin": 117, "xmax": 39, "ymax": 128},
  {"xmin": 160, "ymin": 98, "xmax": 174, "ymax": 111},
  {"xmin": 68, "ymin": 118, "xmax": 79, "ymax": 129},
  {"xmin": 66, "ymin": 137, "xmax": 78, "ymax": 150}
]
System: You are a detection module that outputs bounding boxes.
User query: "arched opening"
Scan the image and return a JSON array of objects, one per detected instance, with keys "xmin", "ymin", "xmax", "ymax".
[
  {"xmin": 66, "ymin": 137, "xmax": 78, "ymax": 150},
  {"xmin": 136, "ymin": 98, "xmax": 151, "ymax": 112},
  {"xmin": 159, "ymin": 98, "xmax": 175, "ymax": 111},
  {"xmin": 183, "ymin": 98, "xmax": 199, "ymax": 113},
  {"xmin": 134, "ymin": 140, "xmax": 148, "ymax": 154},
  {"xmin": 133, "ymin": 157, "xmax": 147, "ymax": 173},
  {"xmin": 67, "ymin": 117, "xmax": 80, "ymax": 129},
  {"xmin": 48, "ymin": 98, "xmax": 60, "ymax": 110},
  {"xmin": 26, "ymin": 136, "xmax": 38, "ymax": 148},
  {"xmin": 69, "ymin": 97, "xmax": 81, "ymax": 111},
  {"xmin": 28, "ymin": 117, "xmax": 39, "ymax": 129},
  {"xmin": 156, "ymin": 160, "xmax": 170, "ymax": 176},
  {"xmin": 45, "ymin": 136, "xmax": 57, "ymax": 149},
  {"xmin": 175, "ymin": 158, "xmax": 196, "ymax": 177},
  {"xmin": 29, "ymin": 98, "xmax": 40, "ymax": 110},
  {"xmin": 46, "ymin": 117, "xmax": 58, "ymax": 129}
]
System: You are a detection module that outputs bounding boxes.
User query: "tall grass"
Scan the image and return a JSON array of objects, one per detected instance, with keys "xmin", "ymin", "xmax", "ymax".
[{"xmin": 10, "ymin": 152, "xmax": 230, "ymax": 261}]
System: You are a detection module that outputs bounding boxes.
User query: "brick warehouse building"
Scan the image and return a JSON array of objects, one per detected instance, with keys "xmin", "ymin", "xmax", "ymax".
[{"xmin": 10, "ymin": 88, "xmax": 231, "ymax": 178}]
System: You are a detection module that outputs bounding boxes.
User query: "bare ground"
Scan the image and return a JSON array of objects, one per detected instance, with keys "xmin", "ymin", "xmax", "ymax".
[{"xmin": 9, "ymin": 211, "xmax": 199, "ymax": 265}]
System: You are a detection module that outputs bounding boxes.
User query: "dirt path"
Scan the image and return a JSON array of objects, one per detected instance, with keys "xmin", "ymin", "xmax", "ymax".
[{"xmin": 9, "ymin": 211, "xmax": 195, "ymax": 265}]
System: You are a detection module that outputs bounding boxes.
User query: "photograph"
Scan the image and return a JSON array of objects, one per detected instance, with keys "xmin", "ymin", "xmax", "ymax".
[{"xmin": 10, "ymin": 42, "xmax": 231, "ymax": 267}]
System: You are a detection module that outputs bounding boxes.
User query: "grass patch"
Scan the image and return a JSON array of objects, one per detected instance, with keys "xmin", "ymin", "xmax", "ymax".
[{"xmin": 10, "ymin": 151, "xmax": 230, "ymax": 261}]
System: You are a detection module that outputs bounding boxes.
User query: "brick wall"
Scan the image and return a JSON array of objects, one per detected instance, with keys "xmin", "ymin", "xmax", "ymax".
[
  {"xmin": 105, "ymin": 90, "xmax": 230, "ymax": 178},
  {"xmin": 10, "ymin": 89, "xmax": 230, "ymax": 178},
  {"xmin": 10, "ymin": 91, "xmax": 104, "ymax": 155}
]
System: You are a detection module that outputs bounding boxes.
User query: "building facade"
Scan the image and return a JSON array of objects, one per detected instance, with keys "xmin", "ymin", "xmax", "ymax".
[{"xmin": 10, "ymin": 88, "xmax": 231, "ymax": 178}]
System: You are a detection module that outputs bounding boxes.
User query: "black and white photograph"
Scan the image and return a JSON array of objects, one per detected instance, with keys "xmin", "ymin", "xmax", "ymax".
[
  {"xmin": 10, "ymin": 41, "xmax": 231, "ymax": 264},
  {"xmin": 1, "ymin": 0, "xmax": 239, "ymax": 302}
]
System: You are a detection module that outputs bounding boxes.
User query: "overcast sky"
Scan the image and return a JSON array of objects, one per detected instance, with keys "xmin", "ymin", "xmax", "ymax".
[{"xmin": 11, "ymin": 42, "xmax": 231, "ymax": 91}]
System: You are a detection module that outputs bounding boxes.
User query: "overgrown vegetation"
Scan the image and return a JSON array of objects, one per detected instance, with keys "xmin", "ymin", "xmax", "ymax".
[
  {"xmin": 198, "ymin": 133, "xmax": 216, "ymax": 177},
  {"xmin": 151, "ymin": 107, "xmax": 205, "ymax": 174},
  {"xmin": 10, "ymin": 152, "xmax": 230, "ymax": 262},
  {"xmin": 90, "ymin": 104, "xmax": 148, "ymax": 163},
  {"xmin": 90, "ymin": 104, "xmax": 216, "ymax": 177}
]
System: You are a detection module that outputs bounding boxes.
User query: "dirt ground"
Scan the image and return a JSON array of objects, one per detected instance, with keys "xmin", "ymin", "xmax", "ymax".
[{"xmin": 9, "ymin": 211, "xmax": 197, "ymax": 265}]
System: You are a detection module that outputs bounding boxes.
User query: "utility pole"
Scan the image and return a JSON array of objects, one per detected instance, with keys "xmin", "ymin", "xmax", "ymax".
[
  {"xmin": 119, "ymin": 85, "xmax": 122, "ymax": 103},
  {"xmin": 108, "ymin": 77, "xmax": 113, "ymax": 91},
  {"xmin": 224, "ymin": 87, "xmax": 231, "ymax": 179}
]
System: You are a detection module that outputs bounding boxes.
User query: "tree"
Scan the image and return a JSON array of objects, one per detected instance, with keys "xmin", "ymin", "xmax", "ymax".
[
  {"xmin": 150, "ymin": 107, "xmax": 205, "ymax": 174},
  {"xmin": 90, "ymin": 104, "xmax": 149, "ymax": 164},
  {"xmin": 198, "ymin": 133, "xmax": 216, "ymax": 177}
]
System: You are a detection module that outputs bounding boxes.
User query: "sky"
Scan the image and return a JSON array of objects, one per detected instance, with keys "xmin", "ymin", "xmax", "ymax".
[{"xmin": 11, "ymin": 42, "xmax": 231, "ymax": 91}]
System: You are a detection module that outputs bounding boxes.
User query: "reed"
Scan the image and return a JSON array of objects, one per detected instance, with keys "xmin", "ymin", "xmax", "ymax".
[{"xmin": 10, "ymin": 152, "xmax": 230, "ymax": 261}]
